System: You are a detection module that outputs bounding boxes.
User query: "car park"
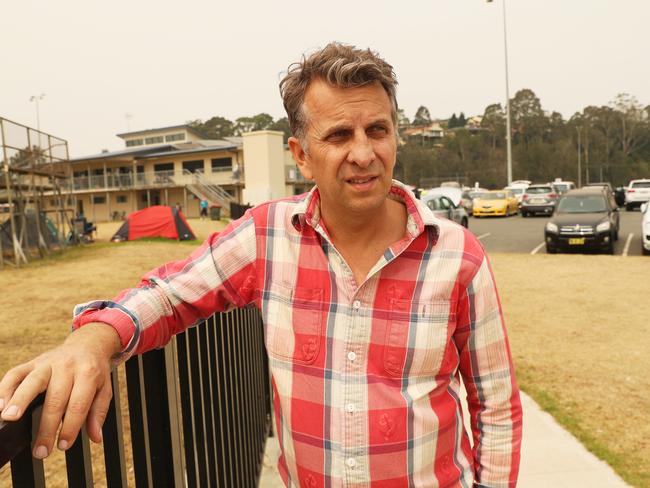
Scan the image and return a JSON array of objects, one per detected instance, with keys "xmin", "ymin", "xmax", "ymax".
[
  {"xmin": 473, "ymin": 190, "xmax": 518, "ymax": 217},
  {"xmin": 422, "ymin": 194, "xmax": 469, "ymax": 227},
  {"xmin": 624, "ymin": 179, "xmax": 650, "ymax": 210},
  {"xmin": 642, "ymin": 202, "xmax": 650, "ymax": 255},
  {"xmin": 520, "ymin": 184, "xmax": 558, "ymax": 217},
  {"xmin": 544, "ymin": 187, "xmax": 620, "ymax": 254}
]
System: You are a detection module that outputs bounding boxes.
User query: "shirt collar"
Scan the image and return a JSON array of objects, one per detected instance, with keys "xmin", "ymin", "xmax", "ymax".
[{"xmin": 290, "ymin": 180, "xmax": 440, "ymax": 239}]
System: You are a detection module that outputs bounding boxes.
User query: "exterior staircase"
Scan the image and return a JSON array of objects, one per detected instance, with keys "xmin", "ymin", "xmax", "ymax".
[{"xmin": 174, "ymin": 169, "xmax": 236, "ymax": 217}]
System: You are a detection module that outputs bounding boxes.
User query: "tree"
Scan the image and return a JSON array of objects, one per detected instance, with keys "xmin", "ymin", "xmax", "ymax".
[
  {"xmin": 397, "ymin": 108, "xmax": 410, "ymax": 129},
  {"xmin": 412, "ymin": 106, "xmax": 432, "ymax": 127},
  {"xmin": 234, "ymin": 113, "xmax": 275, "ymax": 135},
  {"xmin": 448, "ymin": 113, "xmax": 458, "ymax": 129},
  {"xmin": 269, "ymin": 117, "xmax": 292, "ymax": 142},
  {"xmin": 188, "ymin": 116, "xmax": 235, "ymax": 139}
]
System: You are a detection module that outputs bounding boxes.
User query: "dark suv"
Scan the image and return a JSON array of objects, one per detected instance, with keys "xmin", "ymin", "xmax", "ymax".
[{"xmin": 544, "ymin": 187, "xmax": 620, "ymax": 254}]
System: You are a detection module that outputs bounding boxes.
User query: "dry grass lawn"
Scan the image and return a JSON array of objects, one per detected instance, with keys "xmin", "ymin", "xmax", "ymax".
[{"xmin": 0, "ymin": 218, "xmax": 648, "ymax": 486}]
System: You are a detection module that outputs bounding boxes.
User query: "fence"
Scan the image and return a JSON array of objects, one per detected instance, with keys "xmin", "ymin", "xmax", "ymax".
[{"xmin": 0, "ymin": 306, "xmax": 272, "ymax": 487}]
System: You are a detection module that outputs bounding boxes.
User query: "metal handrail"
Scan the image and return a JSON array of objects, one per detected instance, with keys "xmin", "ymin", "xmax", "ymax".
[{"xmin": 0, "ymin": 307, "xmax": 271, "ymax": 488}]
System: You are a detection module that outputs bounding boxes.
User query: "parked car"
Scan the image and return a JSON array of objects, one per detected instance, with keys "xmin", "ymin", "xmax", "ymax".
[
  {"xmin": 504, "ymin": 186, "xmax": 526, "ymax": 206},
  {"xmin": 422, "ymin": 194, "xmax": 469, "ymax": 227},
  {"xmin": 551, "ymin": 180, "xmax": 576, "ymax": 195},
  {"xmin": 472, "ymin": 190, "xmax": 519, "ymax": 217},
  {"xmin": 544, "ymin": 187, "xmax": 620, "ymax": 254},
  {"xmin": 423, "ymin": 187, "xmax": 462, "ymax": 206},
  {"xmin": 624, "ymin": 179, "xmax": 650, "ymax": 210},
  {"xmin": 460, "ymin": 188, "xmax": 488, "ymax": 216},
  {"xmin": 642, "ymin": 202, "xmax": 650, "ymax": 255},
  {"xmin": 520, "ymin": 184, "xmax": 558, "ymax": 217}
]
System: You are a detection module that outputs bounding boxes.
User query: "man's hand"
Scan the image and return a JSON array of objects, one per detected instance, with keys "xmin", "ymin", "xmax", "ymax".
[{"xmin": 0, "ymin": 323, "xmax": 122, "ymax": 459}]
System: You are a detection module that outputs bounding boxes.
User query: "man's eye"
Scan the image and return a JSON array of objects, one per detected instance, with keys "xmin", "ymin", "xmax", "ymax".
[
  {"xmin": 368, "ymin": 126, "xmax": 388, "ymax": 136},
  {"xmin": 328, "ymin": 130, "xmax": 349, "ymax": 140}
]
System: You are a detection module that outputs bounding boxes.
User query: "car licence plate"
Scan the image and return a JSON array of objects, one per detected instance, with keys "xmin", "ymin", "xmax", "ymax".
[
  {"xmin": 530, "ymin": 198, "xmax": 545, "ymax": 204},
  {"xmin": 568, "ymin": 238, "xmax": 585, "ymax": 245}
]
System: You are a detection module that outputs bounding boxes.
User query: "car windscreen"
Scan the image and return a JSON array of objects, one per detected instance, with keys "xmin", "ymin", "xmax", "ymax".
[
  {"xmin": 631, "ymin": 181, "xmax": 650, "ymax": 189},
  {"xmin": 487, "ymin": 192, "xmax": 506, "ymax": 199},
  {"xmin": 553, "ymin": 184, "xmax": 570, "ymax": 192},
  {"xmin": 470, "ymin": 191, "xmax": 488, "ymax": 199},
  {"xmin": 507, "ymin": 188, "xmax": 524, "ymax": 195},
  {"xmin": 526, "ymin": 187, "xmax": 553, "ymax": 194},
  {"xmin": 557, "ymin": 195, "xmax": 607, "ymax": 213}
]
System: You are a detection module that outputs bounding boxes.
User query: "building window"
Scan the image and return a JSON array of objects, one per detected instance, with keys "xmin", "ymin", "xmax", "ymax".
[
  {"xmin": 92, "ymin": 169, "xmax": 104, "ymax": 176},
  {"xmin": 116, "ymin": 195, "xmax": 128, "ymax": 203},
  {"xmin": 182, "ymin": 160, "xmax": 204, "ymax": 174},
  {"xmin": 165, "ymin": 133, "xmax": 185, "ymax": 142},
  {"xmin": 211, "ymin": 157, "xmax": 232, "ymax": 172},
  {"xmin": 154, "ymin": 163, "xmax": 174, "ymax": 173},
  {"xmin": 92, "ymin": 196, "xmax": 106, "ymax": 204},
  {"xmin": 126, "ymin": 138, "xmax": 144, "ymax": 147},
  {"xmin": 73, "ymin": 171, "xmax": 87, "ymax": 178},
  {"xmin": 145, "ymin": 136, "xmax": 164, "ymax": 144}
]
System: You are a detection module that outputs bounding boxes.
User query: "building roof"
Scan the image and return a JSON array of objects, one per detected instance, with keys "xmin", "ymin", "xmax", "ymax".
[
  {"xmin": 140, "ymin": 144, "xmax": 239, "ymax": 159},
  {"xmin": 116, "ymin": 124, "xmax": 205, "ymax": 139},
  {"xmin": 70, "ymin": 145, "xmax": 173, "ymax": 162}
]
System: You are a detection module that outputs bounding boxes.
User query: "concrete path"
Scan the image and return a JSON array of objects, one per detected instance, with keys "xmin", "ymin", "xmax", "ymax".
[{"xmin": 259, "ymin": 391, "xmax": 630, "ymax": 487}]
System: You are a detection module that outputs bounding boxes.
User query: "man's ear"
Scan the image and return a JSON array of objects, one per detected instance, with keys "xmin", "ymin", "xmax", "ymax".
[{"xmin": 288, "ymin": 136, "xmax": 313, "ymax": 181}]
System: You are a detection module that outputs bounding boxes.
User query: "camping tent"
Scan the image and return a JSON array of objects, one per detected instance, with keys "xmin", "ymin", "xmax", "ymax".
[
  {"xmin": 1, "ymin": 211, "xmax": 59, "ymax": 250},
  {"xmin": 111, "ymin": 206, "xmax": 196, "ymax": 242}
]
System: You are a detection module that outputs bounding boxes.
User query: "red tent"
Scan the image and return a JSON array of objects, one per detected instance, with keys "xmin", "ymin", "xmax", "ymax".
[{"xmin": 111, "ymin": 206, "xmax": 196, "ymax": 242}]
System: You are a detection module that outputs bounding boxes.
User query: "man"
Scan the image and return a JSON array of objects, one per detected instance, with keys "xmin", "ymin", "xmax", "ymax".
[{"xmin": 0, "ymin": 43, "xmax": 521, "ymax": 487}]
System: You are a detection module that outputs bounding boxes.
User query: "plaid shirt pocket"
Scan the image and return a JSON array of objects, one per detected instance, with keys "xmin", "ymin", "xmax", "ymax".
[
  {"xmin": 384, "ymin": 299, "xmax": 455, "ymax": 377},
  {"xmin": 265, "ymin": 284, "xmax": 323, "ymax": 365}
]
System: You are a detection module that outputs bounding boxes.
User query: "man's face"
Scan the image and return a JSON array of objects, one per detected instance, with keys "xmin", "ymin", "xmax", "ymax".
[{"xmin": 289, "ymin": 79, "xmax": 397, "ymax": 221}]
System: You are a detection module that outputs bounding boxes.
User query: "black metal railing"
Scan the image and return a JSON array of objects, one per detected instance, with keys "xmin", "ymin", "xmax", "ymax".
[{"xmin": 0, "ymin": 306, "xmax": 271, "ymax": 487}]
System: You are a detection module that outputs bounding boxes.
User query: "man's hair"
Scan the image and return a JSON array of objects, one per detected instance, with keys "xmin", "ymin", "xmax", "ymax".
[{"xmin": 280, "ymin": 42, "xmax": 399, "ymax": 147}]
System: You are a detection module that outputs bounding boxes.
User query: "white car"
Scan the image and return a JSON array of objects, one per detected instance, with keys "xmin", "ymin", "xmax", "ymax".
[
  {"xmin": 642, "ymin": 202, "xmax": 650, "ymax": 255},
  {"xmin": 625, "ymin": 179, "xmax": 650, "ymax": 210}
]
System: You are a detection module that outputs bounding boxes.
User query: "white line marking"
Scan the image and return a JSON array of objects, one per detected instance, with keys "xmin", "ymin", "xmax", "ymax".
[
  {"xmin": 622, "ymin": 233, "xmax": 634, "ymax": 256},
  {"xmin": 476, "ymin": 233, "xmax": 491, "ymax": 240},
  {"xmin": 531, "ymin": 242, "xmax": 545, "ymax": 255}
]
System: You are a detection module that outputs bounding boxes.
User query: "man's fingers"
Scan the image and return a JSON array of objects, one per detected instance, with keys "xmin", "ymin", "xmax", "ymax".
[
  {"xmin": 57, "ymin": 367, "xmax": 103, "ymax": 449},
  {"xmin": 86, "ymin": 380, "xmax": 113, "ymax": 443},
  {"xmin": 31, "ymin": 371, "xmax": 74, "ymax": 459},
  {"xmin": 0, "ymin": 365, "xmax": 51, "ymax": 422},
  {"xmin": 0, "ymin": 363, "xmax": 34, "ymax": 413}
]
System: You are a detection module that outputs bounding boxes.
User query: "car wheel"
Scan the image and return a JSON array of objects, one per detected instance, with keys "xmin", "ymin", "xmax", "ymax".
[
  {"xmin": 626, "ymin": 204, "xmax": 633, "ymax": 211},
  {"xmin": 643, "ymin": 246, "xmax": 650, "ymax": 256},
  {"xmin": 546, "ymin": 245, "xmax": 557, "ymax": 254},
  {"xmin": 614, "ymin": 228, "xmax": 619, "ymax": 241},
  {"xmin": 522, "ymin": 211, "xmax": 528, "ymax": 218},
  {"xmin": 461, "ymin": 217, "xmax": 468, "ymax": 228}
]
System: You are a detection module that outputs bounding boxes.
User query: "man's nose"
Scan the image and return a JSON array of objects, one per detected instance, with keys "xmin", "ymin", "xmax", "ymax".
[{"xmin": 347, "ymin": 133, "xmax": 375, "ymax": 168}]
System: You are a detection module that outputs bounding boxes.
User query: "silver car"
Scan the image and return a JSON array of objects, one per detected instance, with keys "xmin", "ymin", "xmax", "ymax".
[{"xmin": 423, "ymin": 195, "xmax": 469, "ymax": 227}]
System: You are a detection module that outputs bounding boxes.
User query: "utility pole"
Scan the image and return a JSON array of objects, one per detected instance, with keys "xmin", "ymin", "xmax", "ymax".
[
  {"xmin": 29, "ymin": 93, "xmax": 45, "ymax": 148},
  {"xmin": 576, "ymin": 126, "xmax": 582, "ymax": 188}
]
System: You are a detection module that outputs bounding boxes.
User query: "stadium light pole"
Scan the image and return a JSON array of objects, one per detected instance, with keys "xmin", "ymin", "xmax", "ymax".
[
  {"xmin": 487, "ymin": 0, "xmax": 513, "ymax": 185},
  {"xmin": 29, "ymin": 93, "xmax": 45, "ymax": 133}
]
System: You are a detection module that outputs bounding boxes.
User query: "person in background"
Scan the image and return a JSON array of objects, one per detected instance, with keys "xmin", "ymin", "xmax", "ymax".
[
  {"xmin": 199, "ymin": 198, "xmax": 209, "ymax": 220},
  {"xmin": 0, "ymin": 43, "xmax": 522, "ymax": 487}
]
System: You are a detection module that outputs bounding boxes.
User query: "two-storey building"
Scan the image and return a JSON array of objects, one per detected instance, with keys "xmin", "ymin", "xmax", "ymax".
[{"xmin": 48, "ymin": 125, "xmax": 311, "ymax": 222}]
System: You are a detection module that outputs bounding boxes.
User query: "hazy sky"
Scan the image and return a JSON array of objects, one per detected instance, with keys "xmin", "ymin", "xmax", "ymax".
[{"xmin": 2, "ymin": 0, "xmax": 648, "ymax": 157}]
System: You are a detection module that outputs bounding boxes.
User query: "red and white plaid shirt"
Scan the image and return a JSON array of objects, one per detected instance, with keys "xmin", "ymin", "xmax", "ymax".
[{"xmin": 74, "ymin": 181, "xmax": 522, "ymax": 487}]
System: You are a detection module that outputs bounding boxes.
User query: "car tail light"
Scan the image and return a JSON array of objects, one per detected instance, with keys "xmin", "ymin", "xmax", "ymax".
[
  {"xmin": 549, "ymin": 193, "xmax": 558, "ymax": 199},
  {"xmin": 628, "ymin": 189, "xmax": 636, "ymax": 193},
  {"xmin": 522, "ymin": 194, "xmax": 529, "ymax": 201}
]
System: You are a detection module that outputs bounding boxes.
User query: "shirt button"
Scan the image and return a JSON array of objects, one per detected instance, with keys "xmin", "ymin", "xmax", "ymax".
[
  {"xmin": 346, "ymin": 457, "xmax": 357, "ymax": 468},
  {"xmin": 352, "ymin": 300, "xmax": 361, "ymax": 310},
  {"xmin": 347, "ymin": 351, "xmax": 356, "ymax": 362},
  {"xmin": 345, "ymin": 403, "xmax": 355, "ymax": 413}
]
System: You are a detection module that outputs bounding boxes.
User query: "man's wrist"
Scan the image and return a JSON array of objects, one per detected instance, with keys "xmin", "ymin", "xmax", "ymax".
[{"xmin": 67, "ymin": 322, "xmax": 123, "ymax": 358}]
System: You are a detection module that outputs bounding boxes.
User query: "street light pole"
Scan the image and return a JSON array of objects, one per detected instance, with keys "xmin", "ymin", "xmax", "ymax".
[
  {"xmin": 488, "ymin": 0, "xmax": 513, "ymax": 185},
  {"xmin": 501, "ymin": 0, "xmax": 513, "ymax": 186}
]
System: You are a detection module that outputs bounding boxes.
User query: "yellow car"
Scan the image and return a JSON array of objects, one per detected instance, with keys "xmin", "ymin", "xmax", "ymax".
[{"xmin": 473, "ymin": 190, "xmax": 519, "ymax": 217}]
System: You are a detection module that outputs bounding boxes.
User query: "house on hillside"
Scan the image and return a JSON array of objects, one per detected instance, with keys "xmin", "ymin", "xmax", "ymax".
[
  {"xmin": 400, "ymin": 122, "xmax": 445, "ymax": 143},
  {"xmin": 45, "ymin": 125, "xmax": 312, "ymax": 222}
]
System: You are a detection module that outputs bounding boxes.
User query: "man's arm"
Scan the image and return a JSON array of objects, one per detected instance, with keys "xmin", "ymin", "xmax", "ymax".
[
  {"xmin": 0, "ymin": 212, "xmax": 259, "ymax": 459},
  {"xmin": 454, "ymin": 254, "xmax": 523, "ymax": 488}
]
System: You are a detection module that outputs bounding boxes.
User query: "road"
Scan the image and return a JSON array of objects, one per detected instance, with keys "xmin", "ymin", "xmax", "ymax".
[{"xmin": 468, "ymin": 209, "xmax": 645, "ymax": 256}]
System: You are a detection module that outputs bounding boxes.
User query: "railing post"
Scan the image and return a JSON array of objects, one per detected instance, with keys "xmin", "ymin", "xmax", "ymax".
[
  {"xmin": 102, "ymin": 369, "xmax": 128, "ymax": 488},
  {"xmin": 64, "ymin": 427, "xmax": 93, "ymax": 488}
]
